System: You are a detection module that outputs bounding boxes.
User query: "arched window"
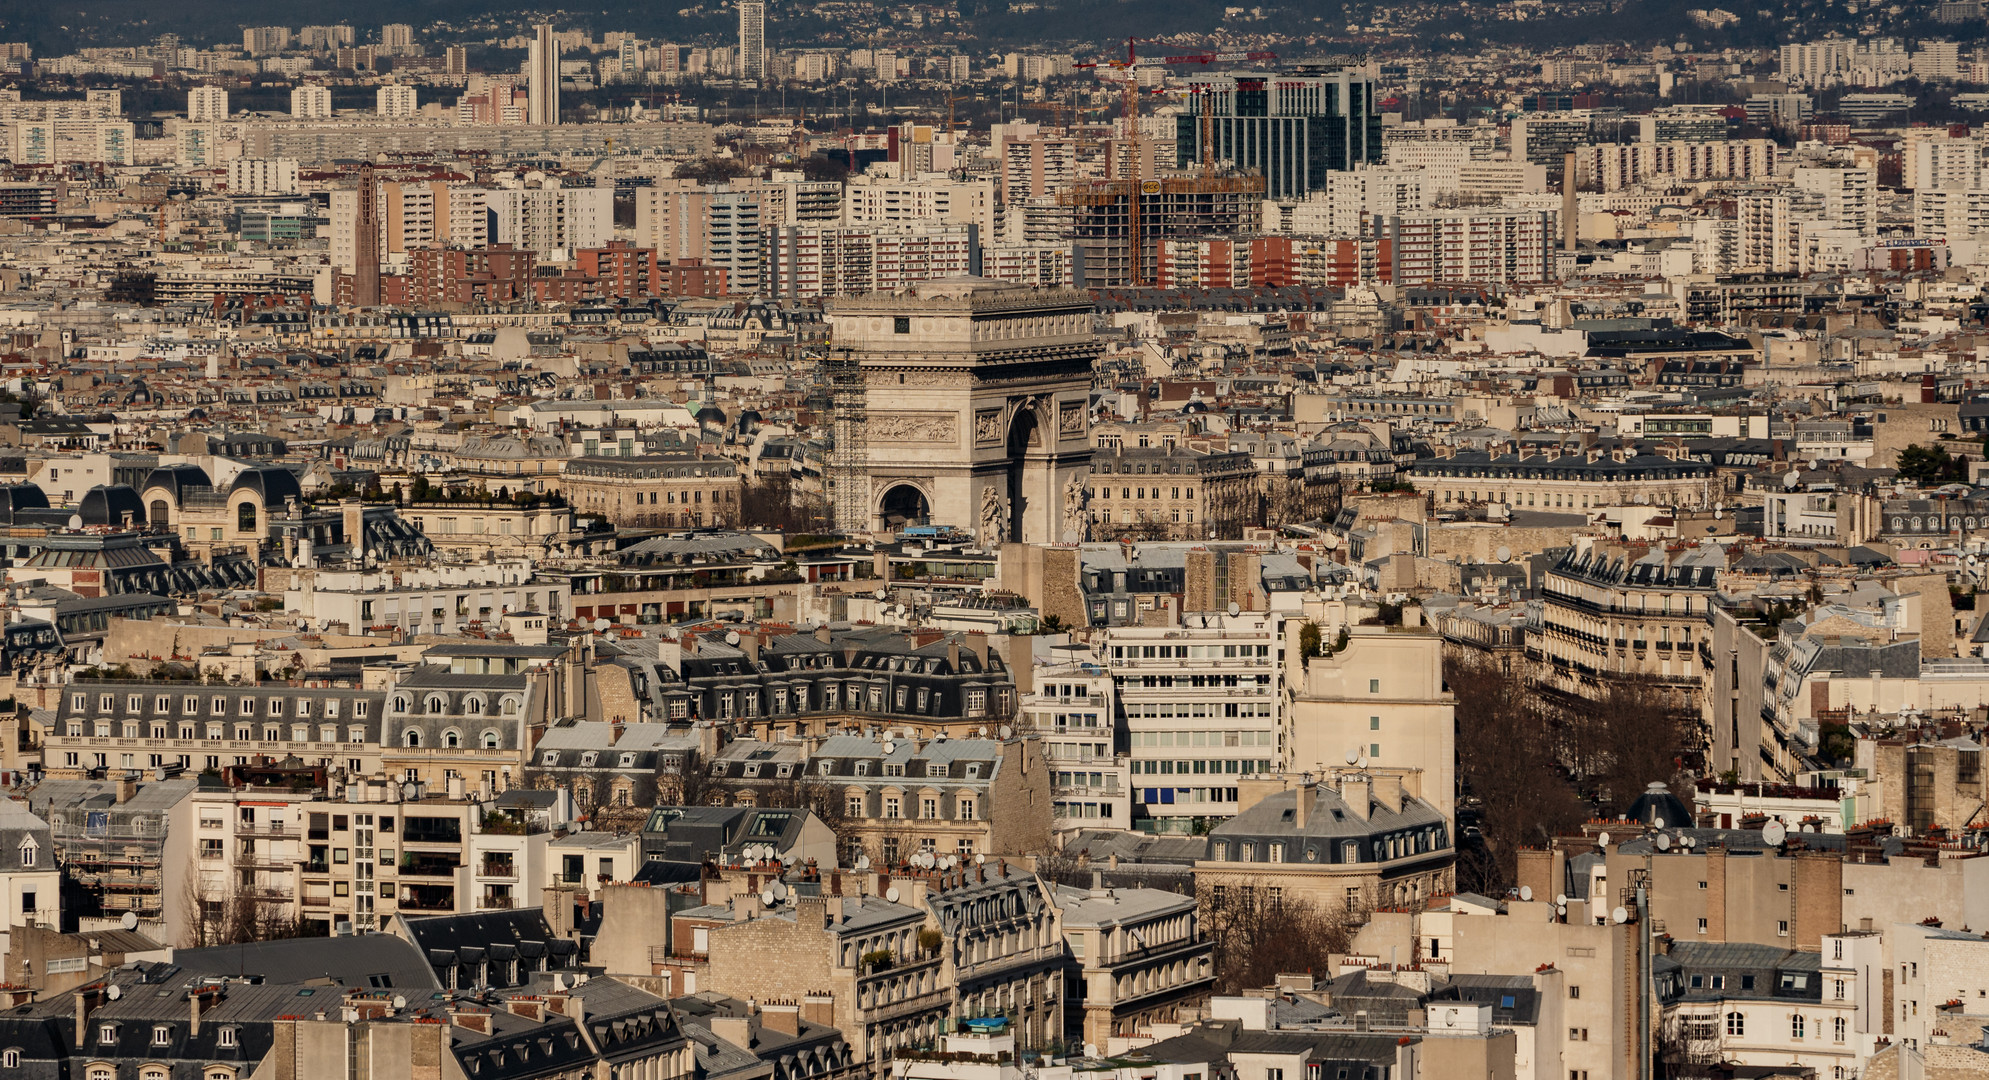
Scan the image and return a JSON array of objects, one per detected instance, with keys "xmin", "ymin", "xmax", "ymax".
[
  {"xmin": 1726, "ymin": 1012, "xmax": 1745, "ymax": 1037},
  {"xmin": 464, "ymin": 696, "xmax": 485, "ymax": 715},
  {"xmin": 443, "ymin": 730, "xmax": 461, "ymax": 749},
  {"xmin": 500, "ymin": 696, "xmax": 521, "ymax": 716},
  {"xmin": 481, "ymin": 730, "xmax": 501, "ymax": 750},
  {"xmin": 403, "ymin": 729, "xmax": 422, "ymax": 748},
  {"xmin": 393, "ymin": 695, "xmax": 411, "ymax": 713},
  {"xmin": 237, "ymin": 502, "xmax": 258, "ymax": 533},
  {"xmin": 4, "ymin": 1050, "xmax": 19, "ymax": 1069},
  {"xmin": 425, "ymin": 694, "xmax": 448, "ymax": 715}
]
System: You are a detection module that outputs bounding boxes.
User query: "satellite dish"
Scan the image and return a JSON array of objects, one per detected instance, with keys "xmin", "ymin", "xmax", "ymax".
[
  {"xmin": 1227, "ymin": 602, "xmax": 1241, "ymax": 616},
  {"xmin": 401, "ymin": 780, "xmax": 420, "ymax": 801},
  {"xmin": 1652, "ymin": 815, "xmax": 1665, "ymax": 830},
  {"xmin": 593, "ymin": 618, "xmax": 610, "ymax": 632},
  {"xmin": 725, "ymin": 631, "xmax": 741, "ymax": 646},
  {"xmin": 882, "ymin": 740, "xmax": 896, "ymax": 754},
  {"xmin": 1682, "ymin": 835, "xmax": 1696, "ymax": 849},
  {"xmin": 1555, "ymin": 894, "xmax": 1568, "ymax": 907},
  {"xmin": 772, "ymin": 881, "xmax": 787, "ymax": 900},
  {"xmin": 760, "ymin": 888, "xmax": 777, "ymax": 906},
  {"xmin": 875, "ymin": 588, "xmax": 888, "ymax": 600},
  {"xmin": 1611, "ymin": 906, "xmax": 1630, "ymax": 925},
  {"xmin": 1763, "ymin": 821, "xmax": 1788, "ymax": 847},
  {"xmin": 1800, "ymin": 823, "xmax": 1813, "ymax": 834},
  {"xmin": 1346, "ymin": 747, "xmax": 1361, "ymax": 766},
  {"xmin": 1655, "ymin": 833, "xmax": 1671, "ymax": 852},
  {"xmin": 106, "ymin": 985, "xmax": 121, "ymax": 1000},
  {"xmin": 999, "ymin": 724, "xmax": 1012, "ymax": 739},
  {"xmin": 392, "ymin": 995, "xmax": 407, "ymax": 1010},
  {"xmin": 885, "ymin": 886, "xmax": 901, "ymax": 903},
  {"xmin": 1597, "ymin": 832, "xmax": 1611, "ymax": 847},
  {"xmin": 975, "ymin": 853, "xmax": 987, "ymax": 865},
  {"xmin": 120, "ymin": 911, "xmax": 138, "ymax": 930},
  {"xmin": 854, "ymin": 854, "xmax": 871, "ymax": 871},
  {"xmin": 1519, "ymin": 885, "xmax": 1533, "ymax": 901},
  {"xmin": 1784, "ymin": 470, "xmax": 1801, "ymax": 490},
  {"xmin": 1556, "ymin": 903, "xmax": 1567, "ymax": 916},
  {"xmin": 1496, "ymin": 545, "xmax": 1512, "ymax": 563}
]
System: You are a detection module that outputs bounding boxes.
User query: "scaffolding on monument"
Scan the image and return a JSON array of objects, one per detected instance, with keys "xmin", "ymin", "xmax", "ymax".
[{"xmin": 824, "ymin": 347, "xmax": 868, "ymax": 534}]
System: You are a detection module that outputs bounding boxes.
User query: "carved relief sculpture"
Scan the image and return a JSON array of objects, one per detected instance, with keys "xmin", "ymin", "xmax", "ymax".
[
  {"xmin": 980, "ymin": 486, "xmax": 1006, "ymax": 547},
  {"xmin": 870, "ymin": 412, "xmax": 959, "ymax": 443},
  {"xmin": 1062, "ymin": 472, "xmax": 1088, "ymax": 543}
]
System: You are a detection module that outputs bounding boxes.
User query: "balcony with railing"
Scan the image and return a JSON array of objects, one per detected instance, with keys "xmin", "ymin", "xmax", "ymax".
[
  {"xmin": 478, "ymin": 854, "xmax": 516, "ymax": 880},
  {"xmin": 399, "ymin": 883, "xmax": 457, "ymax": 912},
  {"xmin": 400, "ymin": 853, "xmax": 462, "ymax": 877}
]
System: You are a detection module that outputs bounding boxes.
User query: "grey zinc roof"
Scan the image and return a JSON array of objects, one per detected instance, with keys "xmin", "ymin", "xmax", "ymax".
[
  {"xmin": 1052, "ymin": 883, "xmax": 1197, "ymax": 927},
  {"xmin": 1209, "ymin": 784, "xmax": 1445, "ymax": 843},
  {"xmin": 30, "ymin": 776, "xmax": 198, "ymax": 815},
  {"xmin": 172, "ymin": 934, "xmax": 440, "ymax": 990}
]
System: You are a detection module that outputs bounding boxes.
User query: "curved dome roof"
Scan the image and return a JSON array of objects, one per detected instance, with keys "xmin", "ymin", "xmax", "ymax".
[
  {"xmin": 141, "ymin": 463, "xmax": 214, "ymax": 501},
  {"xmin": 695, "ymin": 404, "xmax": 727, "ymax": 425},
  {"xmin": 0, "ymin": 484, "xmax": 50, "ymax": 526},
  {"xmin": 79, "ymin": 485, "xmax": 146, "ymax": 527},
  {"xmin": 229, "ymin": 466, "xmax": 303, "ymax": 507},
  {"xmin": 1622, "ymin": 781, "xmax": 1693, "ymax": 830}
]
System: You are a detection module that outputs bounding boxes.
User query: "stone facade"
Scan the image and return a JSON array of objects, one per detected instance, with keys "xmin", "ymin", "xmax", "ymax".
[{"xmin": 825, "ymin": 280, "xmax": 1098, "ymax": 543}]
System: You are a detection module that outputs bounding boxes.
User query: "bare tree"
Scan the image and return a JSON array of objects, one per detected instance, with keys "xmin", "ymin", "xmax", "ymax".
[
  {"xmin": 1657, "ymin": 1011, "xmax": 1725, "ymax": 1077},
  {"xmin": 182, "ymin": 872, "xmax": 303, "ymax": 948},
  {"xmin": 1195, "ymin": 881, "xmax": 1356, "ymax": 994},
  {"xmin": 741, "ymin": 472, "xmax": 821, "ymax": 533},
  {"xmin": 1570, "ymin": 675, "xmax": 1688, "ymax": 811},
  {"xmin": 1448, "ymin": 654, "xmax": 1585, "ymax": 894}
]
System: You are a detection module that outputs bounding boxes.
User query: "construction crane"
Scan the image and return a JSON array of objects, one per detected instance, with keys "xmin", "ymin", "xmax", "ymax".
[
  {"xmin": 1018, "ymin": 100, "xmax": 1070, "ymax": 129},
  {"xmin": 1073, "ymin": 40, "xmax": 1148, "ymax": 286},
  {"xmin": 944, "ymin": 93, "xmax": 977, "ymax": 133},
  {"xmin": 1072, "ymin": 40, "xmax": 1279, "ymax": 285}
]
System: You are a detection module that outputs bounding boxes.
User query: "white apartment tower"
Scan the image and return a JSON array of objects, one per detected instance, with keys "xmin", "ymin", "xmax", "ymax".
[
  {"xmin": 527, "ymin": 24, "xmax": 561, "ymax": 125},
  {"xmin": 380, "ymin": 23, "xmax": 415, "ymax": 54},
  {"xmin": 187, "ymin": 86, "xmax": 229, "ymax": 122},
  {"xmin": 290, "ymin": 84, "xmax": 332, "ymax": 120},
  {"xmin": 738, "ymin": 1, "xmax": 767, "ymax": 81},
  {"xmin": 376, "ymin": 84, "xmax": 417, "ymax": 118}
]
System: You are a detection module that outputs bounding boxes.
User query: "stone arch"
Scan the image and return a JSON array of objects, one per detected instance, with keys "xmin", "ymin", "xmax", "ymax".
[{"xmin": 877, "ymin": 481, "xmax": 933, "ymax": 531}]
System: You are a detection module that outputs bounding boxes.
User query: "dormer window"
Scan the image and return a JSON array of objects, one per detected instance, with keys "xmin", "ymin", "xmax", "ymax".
[
  {"xmin": 216, "ymin": 1028, "xmax": 236, "ymax": 1048},
  {"xmin": 541, "ymin": 751, "xmax": 558, "ymax": 767},
  {"xmin": 18, "ymin": 841, "xmax": 33, "ymax": 868},
  {"xmin": 153, "ymin": 1025, "xmax": 171, "ymax": 1046},
  {"xmin": 99, "ymin": 1024, "xmax": 116, "ymax": 1045}
]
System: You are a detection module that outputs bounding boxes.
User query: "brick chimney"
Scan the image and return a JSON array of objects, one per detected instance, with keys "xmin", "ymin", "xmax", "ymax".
[
  {"xmin": 761, "ymin": 1002, "xmax": 800, "ymax": 1036},
  {"xmin": 800, "ymin": 992, "xmax": 834, "ymax": 1027}
]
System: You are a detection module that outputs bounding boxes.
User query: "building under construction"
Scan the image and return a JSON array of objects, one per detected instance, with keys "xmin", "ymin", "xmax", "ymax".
[{"xmin": 1058, "ymin": 173, "xmax": 1266, "ymax": 289}]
